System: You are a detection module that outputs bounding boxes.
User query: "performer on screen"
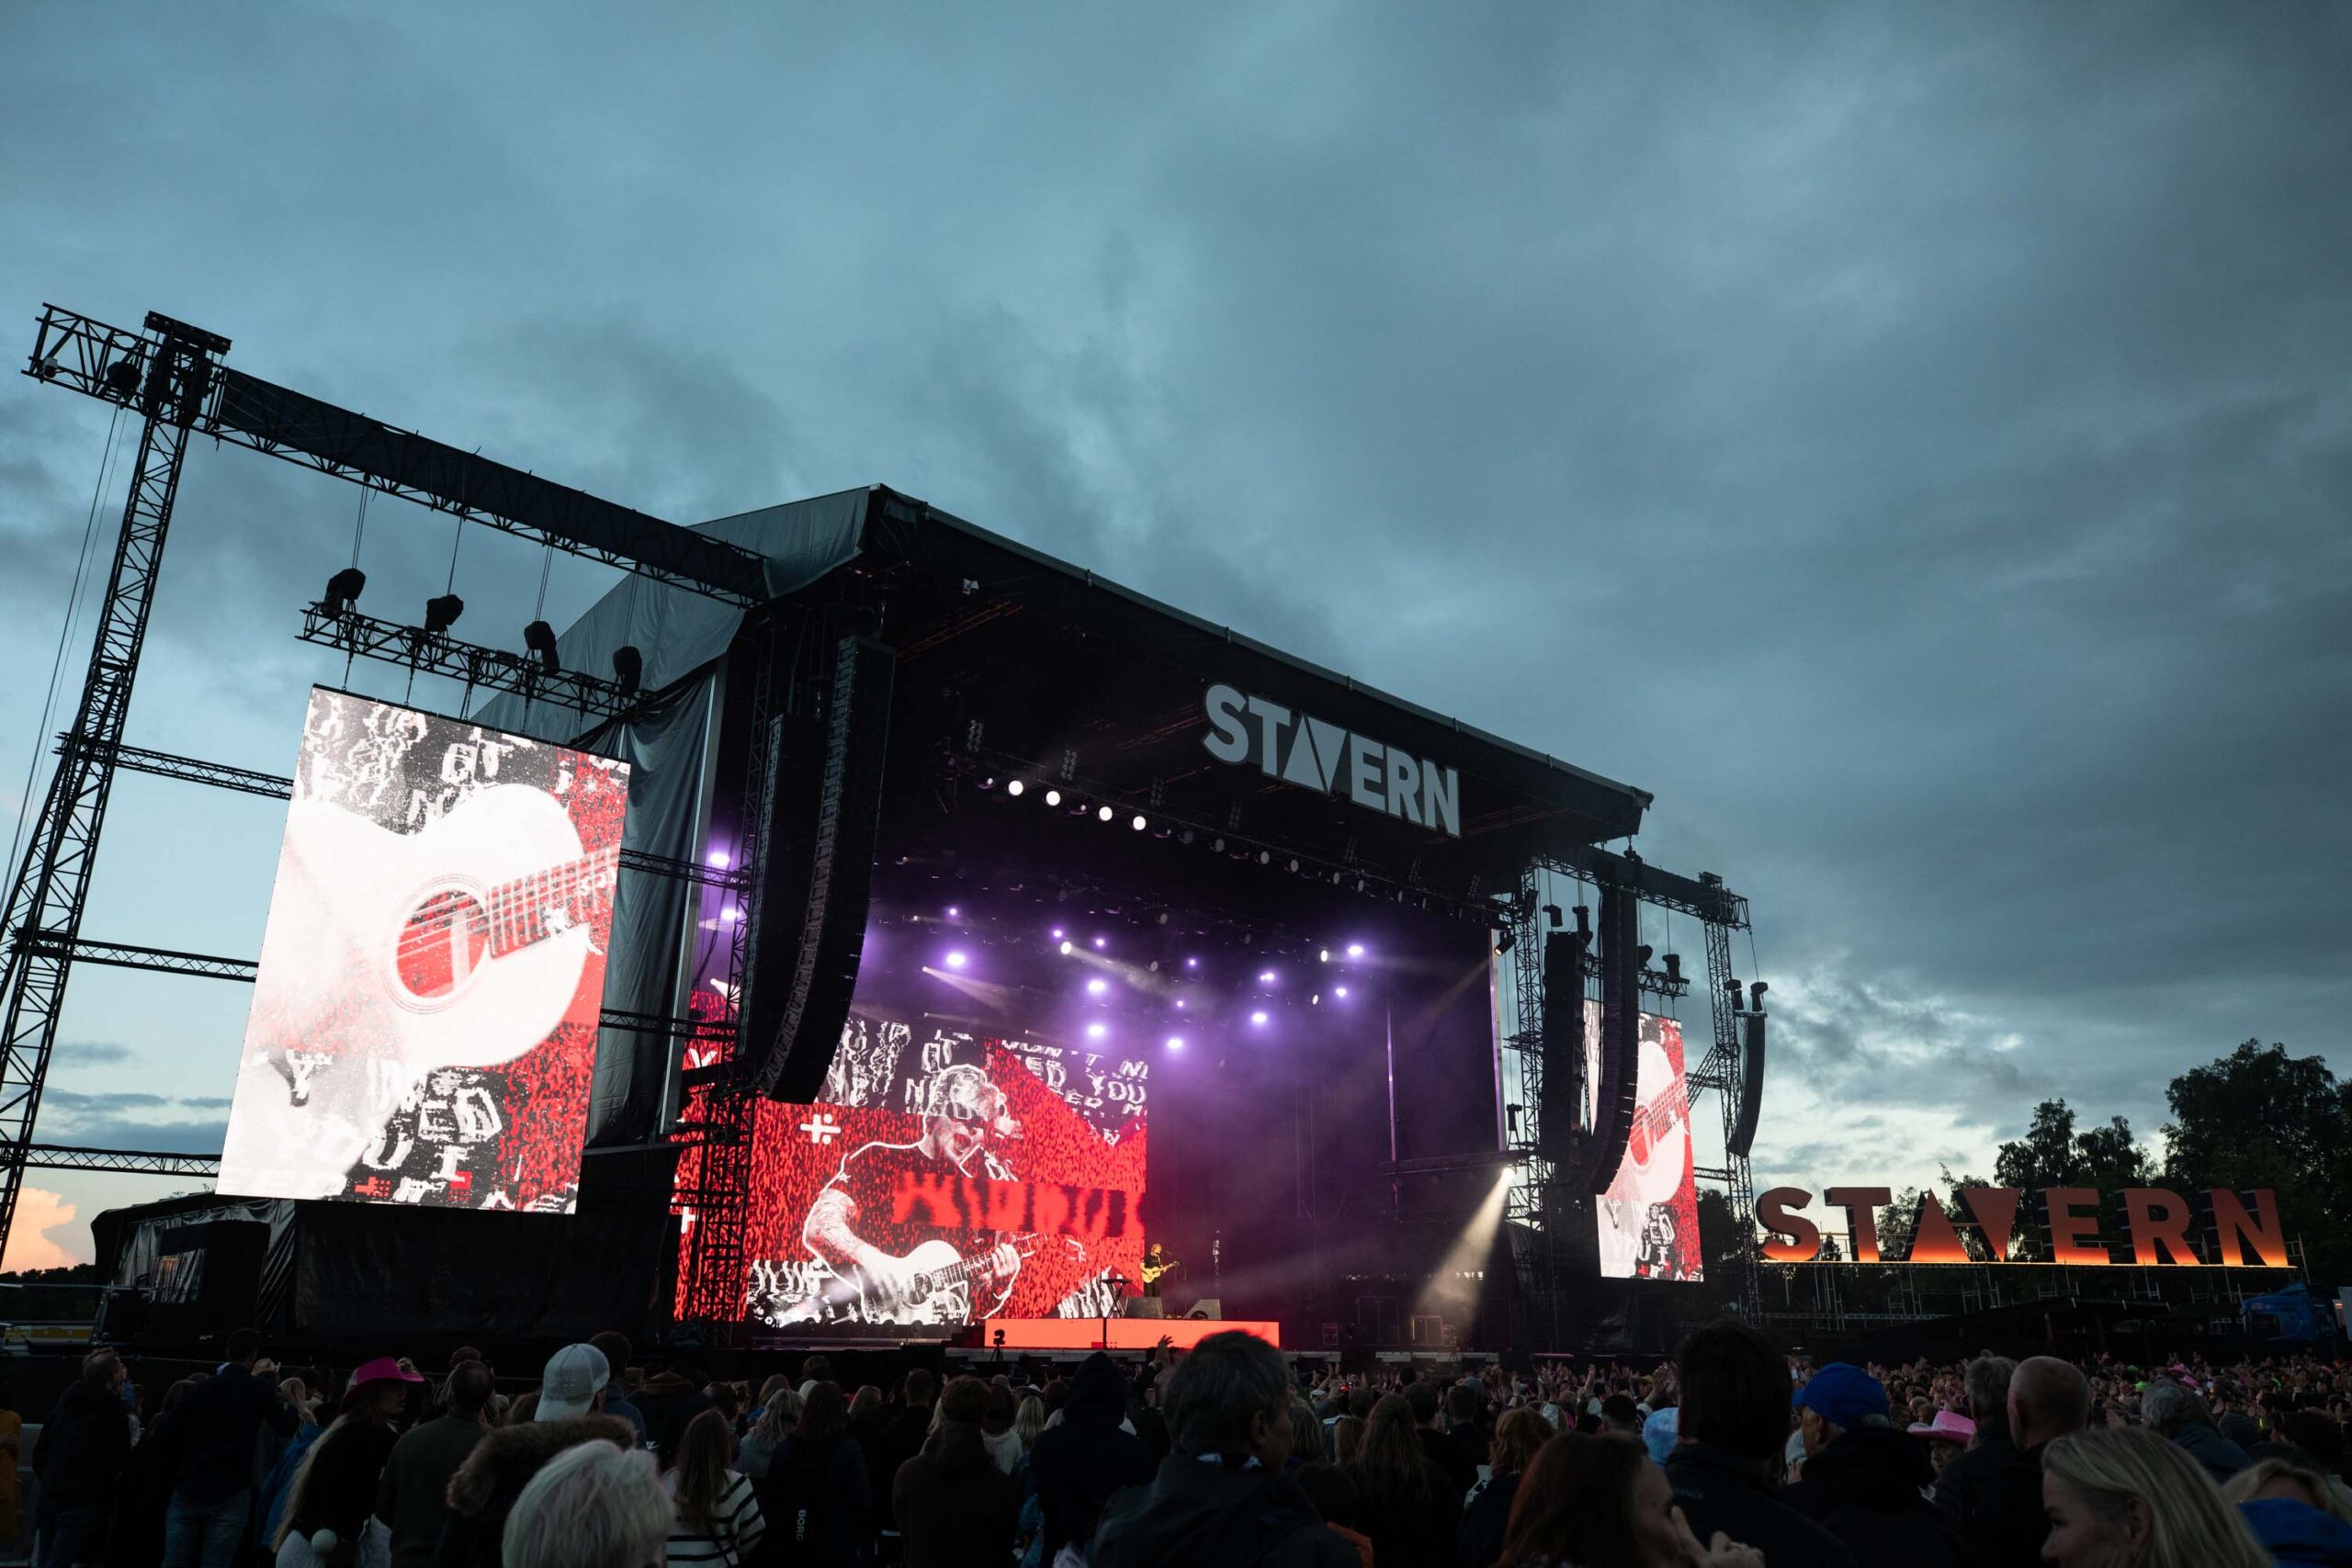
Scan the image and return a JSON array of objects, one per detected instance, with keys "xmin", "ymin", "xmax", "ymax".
[{"xmin": 792, "ymin": 1065, "xmax": 1030, "ymax": 1324}]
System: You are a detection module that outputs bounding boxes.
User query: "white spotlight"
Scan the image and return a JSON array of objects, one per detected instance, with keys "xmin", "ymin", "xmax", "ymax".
[
  {"xmin": 1097, "ymin": 805, "xmax": 1114, "ymax": 823},
  {"xmin": 1131, "ymin": 815, "xmax": 1147, "ymax": 831},
  {"xmin": 1007, "ymin": 779, "xmax": 1025, "ymax": 796},
  {"xmin": 1045, "ymin": 789, "xmax": 1063, "ymax": 807}
]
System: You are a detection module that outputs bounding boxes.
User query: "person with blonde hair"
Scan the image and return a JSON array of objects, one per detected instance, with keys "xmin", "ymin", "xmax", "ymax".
[
  {"xmin": 2039, "ymin": 1427, "xmax": 2269, "ymax": 1567},
  {"xmin": 2222, "ymin": 1452, "xmax": 2352, "ymax": 1560},
  {"xmin": 735, "ymin": 1378, "xmax": 799, "ymax": 1482},
  {"xmin": 502, "ymin": 1439, "xmax": 673, "ymax": 1568},
  {"xmin": 663, "ymin": 1408, "xmax": 765, "ymax": 1568}
]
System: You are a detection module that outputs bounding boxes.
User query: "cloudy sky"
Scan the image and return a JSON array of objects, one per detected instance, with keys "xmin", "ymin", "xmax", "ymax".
[{"xmin": 2, "ymin": 3, "xmax": 2347, "ymax": 1269}]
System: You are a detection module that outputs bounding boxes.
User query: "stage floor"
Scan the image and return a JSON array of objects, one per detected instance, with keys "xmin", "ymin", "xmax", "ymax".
[{"xmin": 973, "ymin": 1317, "xmax": 1280, "ymax": 1351}]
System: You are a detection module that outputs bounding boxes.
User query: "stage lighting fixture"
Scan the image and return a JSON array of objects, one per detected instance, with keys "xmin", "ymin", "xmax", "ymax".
[
  {"xmin": 1148, "ymin": 960, "xmax": 1159, "ymax": 973},
  {"xmin": 1052, "ymin": 928, "xmax": 1066, "ymax": 940},
  {"xmin": 1212, "ymin": 838, "xmax": 1227, "ymax": 852},
  {"xmin": 1346, "ymin": 943, "xmax": 1365, "ymax": 958},
  {"xmin": 1257, "ymin": 851, "xmax": 1271, "ymax": 865},
  {"xmin": 1087, "ymin": 978, "xmax": 1109, "ymax": 996},
  {"xmin": 1131, "ymin": 815, "xmax": 1147, "ymax": 831},
  {"xmin": 1749, "ymin": 981, "xmax": 1770, "ymax": 1007},
  {"xmin": 613, "ymin": 644, "xmax": 643, "ymax": 696},
  {"xmin": 322, "ymin": 567, "xmax": 367, "ymax": 615},
  {"xmin": 1573, "ymin": 905, "xmax": 1590, "ymax": 939},
  {"xmin": 1179, "ymin": 830, "xmax": 1195, "ymax": 845},
  {"xmin": 1250, "ymin": 1011, "xmax": 1268, "ymax": 1025},
  {"xmin": 524, "ymin": 619, "xmax": 561, "ymax": 673},
  {"xmin": 1167, "ymin": 1036, "xmax": 1185, "ymax": 1050},
  {"xmin": 1635, "ymin": 943, "xmax": 1653, "ymax": 967},
  {"xmin": 1335, "ymin": 986, "xmax": 1349, "ymax": 998},
  {"xmin": 1087, "ymin": 1023, "xmax": 1107, "ymax": 1040},
  {"xmin": 1045, "ymin": 789, "xmax": 1062, "ymax": 807},
  {"xmin": 1319, "ymin": 950, "xmax": 1329, "ymax": 963},
  {"xmin": 1663, "ymin": 953, "xmax": 1683, "ymax": 983},
  {"xmin": 1506, "ymin": 1102, "xmax": 1523, "ymax": 1133},
  {"xmin": 1496, "ymin": 929, "xmax": 1517, "ymax": 956},
  {"xmin": 946, "ymin": 906, "xmax": 960, "ymax": 918},
  {"xmin": 1007, "ymin": 779, "xmax": 1025, "ymax": 796},
  {"xmin": 945, "ymin": 951, "xmax": 968, "ymax": 969},
  {"xmin": 1090, "ymin": 805, "xmax": 1109, "ymax": 823},
  {"xmin": 1310, "ymin": 994, "xmax": 1320, "ymax": 1005},
  {"xmin": 1287, "ymin": 858, "xmax": 1299, "ymax": 873},
  {"xmin": 1543, "ymin": 904, "xmax": 1562, "ymax": 929},
  {"xmin": 1092, "ymin": 936, "xmax": 1107, "ymax": 950},
  {"xmin": 1175, "ymin": 998, "xmax": 1186, "ymax": 1009},
  {"xmin": 719, "ymin": 905, "xmax": 742, "ymax": 923},
  {"xmin": 1185, "ymin": 957, "xmax": 1199, "ymax": 969},
  {"xmin": 1059, "ymin": 940, "xmax": 1076, "ymax": 955},
  {"xmin": 1156, "ymin": 912, "xmax": 1169, "ymax": 925},
  {"xmin": 424, "ymin": 593, "xmax": 465, "ymax": 635},
  {"xmin": 707, "ymin": 850, "xmax": 730, "ymax": 869}
]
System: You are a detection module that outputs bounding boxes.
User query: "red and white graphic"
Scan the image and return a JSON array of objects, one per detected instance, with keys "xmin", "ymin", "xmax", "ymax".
[
  {"xmin": 1589, "ymin": 1007, "xmax": 1703, "ymax": 1281},
  {"xmin": 218, "ymin": 687, "xmax": 629, "ymax": 1213},
  {"xmin": 742, "ymin": 1032, "xmax": 1148, "ymax": 1328}
]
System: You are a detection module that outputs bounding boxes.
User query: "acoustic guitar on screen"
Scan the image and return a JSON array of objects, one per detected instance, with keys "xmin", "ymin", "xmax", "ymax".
[
  {"xmin": 779, "ymin": 1233, "xmax": 1088, "ymax": 1325},
  {"xmin": 255, "ymin": 787, "xmax": 616, "ymax": 1071}
]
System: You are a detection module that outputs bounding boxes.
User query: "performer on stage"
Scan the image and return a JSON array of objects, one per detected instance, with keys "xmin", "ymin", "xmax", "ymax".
[
  {"xmin": 1140, "ymin": 1242, "xmax": 1178, "ymax": 1300},
  {"xmin": 793, "ymin": 1065, "xmax": 1028, "ymax": 1324}
]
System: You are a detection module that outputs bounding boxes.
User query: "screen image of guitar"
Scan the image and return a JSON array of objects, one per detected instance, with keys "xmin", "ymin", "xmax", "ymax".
[{"xmin": 777, "ymin": 1233, "xmax": 1083, "ymax": 1326}]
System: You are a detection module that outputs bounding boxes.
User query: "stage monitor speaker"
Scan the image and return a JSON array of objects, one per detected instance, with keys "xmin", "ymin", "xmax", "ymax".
[
  {"xmin": 1536, "ymin": 930, "xmax": 1588, "ymax": 1168},
  {"xmin": 1728, "ymin": 1008, "xmax": 1767, "ymax": 1158},
  {"xmin": 749, "ymin": 634, "xmax": 896, "ymax": 1101},
  {"xmin": 1125, "ymin": 1298, "xmax": 1165, "ymax": 1319},
  {"xmin": 1583, "ymin": 882, "xmax": 1641, "ymax": 1193},
  {"xmin": 1187, "ymin": 1299, "xmax": 1222, "ymax": 1320}
]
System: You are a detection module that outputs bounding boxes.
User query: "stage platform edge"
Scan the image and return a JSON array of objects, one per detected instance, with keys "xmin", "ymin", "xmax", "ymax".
[{"xmin": 971, "ymin": 1318, "xmax": 1280, "ymax": 1351}]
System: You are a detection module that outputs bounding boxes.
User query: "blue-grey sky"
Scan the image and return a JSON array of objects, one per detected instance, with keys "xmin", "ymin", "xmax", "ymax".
[{"xmin": 2, "ymin": 3, "xmax": 2347, "ymax": 1268}]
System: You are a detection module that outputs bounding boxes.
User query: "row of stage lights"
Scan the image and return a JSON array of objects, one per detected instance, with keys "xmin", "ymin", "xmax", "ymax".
[{"xmin": 985, "ymin": 776, "xmax": 1330, "ymax": 876}]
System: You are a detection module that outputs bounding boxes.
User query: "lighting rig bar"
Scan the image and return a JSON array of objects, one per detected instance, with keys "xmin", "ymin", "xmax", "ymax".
[
  {"xmin": 28, "ymin": 305, "xmax": 770, "ymax": 605},
  {"xmin": 299, "ymin": 604, "xmax": 637, "ymax": 720},
  {"xmin": 17, "ymin": 1142, "xmax": 219, "ymax": 1178}
]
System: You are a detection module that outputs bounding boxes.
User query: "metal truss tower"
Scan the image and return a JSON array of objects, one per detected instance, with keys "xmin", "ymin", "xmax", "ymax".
[{"xmin": 1, "ymin": 312, "xmax": 226, "ymax": 1248}]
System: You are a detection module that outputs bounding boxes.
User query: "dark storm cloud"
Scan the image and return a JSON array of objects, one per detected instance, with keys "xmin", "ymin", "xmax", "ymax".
[{"xmin": 0, "ymin": 0, "xmax": 2346, "ymax": 1205}]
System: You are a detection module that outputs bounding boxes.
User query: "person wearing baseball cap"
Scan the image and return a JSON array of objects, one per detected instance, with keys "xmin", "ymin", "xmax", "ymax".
[
  {"xmin": 535, "ymin": 1344, "xmax": 612, "ymax": 1424},
  {"xmin": 1783, "ymin": 1363, "xmax": 1972, "ymax": 1564}
]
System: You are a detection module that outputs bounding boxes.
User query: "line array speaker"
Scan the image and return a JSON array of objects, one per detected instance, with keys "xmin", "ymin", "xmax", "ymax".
[
  {"xmin": 749, "ymin": 634, "xmax": 894, "ymax": 1100},
  {"xmin": 1728, "ymin": 1007, "xmax": 1767, "ymax": 1158},
  {"xmin": 1537, "ymin": 930, "xmax": 1587, "ymax": 1168},
  {"xmin": 1584, "ymin": 881, "xmax": 1641, "ymax": 1193}
]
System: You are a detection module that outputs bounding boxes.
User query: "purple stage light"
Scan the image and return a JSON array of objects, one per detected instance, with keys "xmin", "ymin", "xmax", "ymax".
[
  {"xmin": 1166, "ymin": 1035, "xmax": 1185, "ymax": 1050},
  {"xmin": 1092, "ymin": 936, "xmax": 1107, "ymax": 950},
  {"xmin": 719, "ymin": 905, "xmax": 742, "ymax": 923},
  {"xmin": 1052, "ymin": 927, "xmax": 1066, "ymax": 940},
  {"xmin": 1335, "ymin": 986, "xmax": 1349, "ymax": 998},
  {"xmin": 1058, "ymin": 940, "xmax": 1074, "ymax": 955},
  {"xmin": 1185, "ymin": 957, "xmax": 1199, "ymax": 969},
  {"xmin": 707, "ymin": 850, "xmax": 730, "ymax": 869},
  {"xmin": 1346, "ymin": 942, "xmax": 1365, "ymax": 958},
  {"xmin": 1174, "ymin": 998, "xmax": 1186, "ymax": 1009},
  {"xmin": 1087, "ymin": 977, "xmax": 1109, "ymax": 996},
  {"xmin": 1250, "ymin": 1010, "xmax": 1269, "ymax": 1025},
  {"xmin": 1318, "ymin": 949, "xmax": 1329, "ymax": 963},
  {"xmin": 1258, "ymin": 970, "xmax": 1275, "ymax": 984},
  {"xmin": 1086, "ymin": 1022, "xmax": 1108, "ymax": 1040},
  {"xmin": 945, "ymin": 951, "xmax": 968, "ymax": 970}
]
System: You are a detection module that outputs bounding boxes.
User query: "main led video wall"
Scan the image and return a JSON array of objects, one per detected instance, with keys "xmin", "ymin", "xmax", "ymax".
[
  {"xmin": 1588, "ymin": 1003, "xmax": 1702, "ymax": 1281},
  {"xmin": 740, "ymin": 885, "xmax": 1172, "ymax": 1328},
  {"xmin": 217, "ymin": 687, "xmax": 628, "ymax": 1212}
]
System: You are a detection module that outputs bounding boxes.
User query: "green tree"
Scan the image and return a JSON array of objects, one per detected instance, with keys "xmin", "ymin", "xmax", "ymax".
[
  {"xmin": 1988, "ymin": 1100, "xmax": 2151, "ymax": 1259},
  {"xmin": 2163, "ymin": 1040, "xmax": 2352, "ymax": 1283}
]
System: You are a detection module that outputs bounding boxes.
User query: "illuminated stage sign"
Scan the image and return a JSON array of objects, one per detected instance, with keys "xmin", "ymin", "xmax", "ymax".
[
  {"xmin": 1758, "ymin": 1185, "xmax": 2290, "ymax": 1267},
  {"xmin": 218, "ymin": 687, "xmax": 628, "ymax": 1213},
  {"xmin": 1201, "ymin": 682, "xmax": 1461, "ymax": 837}
]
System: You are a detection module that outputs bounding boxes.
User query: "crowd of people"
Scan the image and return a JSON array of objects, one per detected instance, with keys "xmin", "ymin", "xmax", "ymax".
[{"xmin": 18, "ymin": 1322, "xmax": 2352, "ymax": 1567}]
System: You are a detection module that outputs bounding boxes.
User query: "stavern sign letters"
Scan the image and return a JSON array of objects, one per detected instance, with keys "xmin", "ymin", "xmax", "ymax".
[
  {"xmin": 1759, "ymin": 1184, "xmax": 2290, "ymax": 1268},
  {"xmin": 1202, "ymin": 682, "xmax": 1462, "ymax": 838}
]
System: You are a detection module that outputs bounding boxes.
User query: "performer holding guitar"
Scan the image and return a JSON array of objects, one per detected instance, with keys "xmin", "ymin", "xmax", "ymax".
[
  {"xmin": 1140, "ymin": 1242, "xmax": 1179, "ymax": 1301},
  {"xmin": 794, "ymin": 1065, "xmax": 1034, "ymax": 1323}
]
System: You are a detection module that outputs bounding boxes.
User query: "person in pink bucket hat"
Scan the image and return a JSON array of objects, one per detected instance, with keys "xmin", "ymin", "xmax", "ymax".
[
  {"xmin": 270, "ymin": 1357, "xmax": 424, "ymax": 1568},
  {"xmin": 1909, "ymin": 1410, "xmax": 1977, "ymax": 1477}
]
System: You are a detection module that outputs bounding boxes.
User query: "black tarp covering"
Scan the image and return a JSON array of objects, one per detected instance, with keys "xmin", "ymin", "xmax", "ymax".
[{"xmin": 94, "ymin": 1188, "xmax": 671, "ymax": 1349}]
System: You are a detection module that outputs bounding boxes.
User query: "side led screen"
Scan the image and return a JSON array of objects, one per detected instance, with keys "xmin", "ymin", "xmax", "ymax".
[
  {"xmin": 1590, "ymin": 1006, "xmax": 1703, "ymax": 1281},
  {"xmin": 218, "ymin": 687, "xmax": 629, "ymax": 1212}
]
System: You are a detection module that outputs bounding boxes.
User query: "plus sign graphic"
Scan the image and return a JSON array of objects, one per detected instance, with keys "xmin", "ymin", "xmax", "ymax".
[{"xmin": 800, "ymin": 1112, "xmax": 842, "ymax": 1145}]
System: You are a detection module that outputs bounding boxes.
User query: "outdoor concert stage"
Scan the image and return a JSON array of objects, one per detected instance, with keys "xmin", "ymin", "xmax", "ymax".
[{"xmin": 87, "ymin": 477, "xmax": 1750, "ymax": 1358}]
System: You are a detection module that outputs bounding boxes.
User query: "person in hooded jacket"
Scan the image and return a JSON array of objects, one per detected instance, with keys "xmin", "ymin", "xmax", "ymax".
[
  {"xmin": 891, "ymin": 1378, "xmax": 1018, "ymax": 1568},
  {"xmin": 2143, "ymin": 1379, "xmax": 2252, "ymax": 1485},
  {"xmin": 1091, "ymin": 1332, "xmax": 1355, "ymax": 1568},
  {"xmin": 435, "ymin": 1416, "xmax": 636, "ymax": 1568},
  {"xmin": 760, "ymin": 1382, "xmax": 869, "ymax": 1568},
  {"xmin": 2225, "ymin": 1454, "xmax": 2352, "ymax": 1568},
  {"xmin": 1781, "ymin": 1364, "xmax": 1973, "ymax": 1567},
  {"xmin": 633, "ymin": 1366, "xmax": 717, "ymax": 1470},
  {"xmin": 1029, "ymin": 1352, "xmax": 1155, "ymax": 1563}
]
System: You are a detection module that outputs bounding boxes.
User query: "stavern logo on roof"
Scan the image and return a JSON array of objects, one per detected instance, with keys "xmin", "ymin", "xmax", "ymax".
[{"xmin": 1200, "ymin": 682, "xmax": 1462, "ymax": 838}]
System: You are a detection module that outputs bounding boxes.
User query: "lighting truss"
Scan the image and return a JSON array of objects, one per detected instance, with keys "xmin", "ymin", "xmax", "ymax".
[
  {"xmin": 17, "ymin": 1142, "xmax": 219, "ymax": 1178},
  {"xmin": 299, "ymin": 604, "xmax": 637, "ymax": 720}
]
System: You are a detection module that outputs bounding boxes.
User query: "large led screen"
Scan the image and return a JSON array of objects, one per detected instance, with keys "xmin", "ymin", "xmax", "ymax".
[
  {"xmin": 218, "ymin": 687, "xmax": 628, "ymax": 1212},
  {"xmin": 1589, "ymin": 1006, "xmax": 1703, "ymax": 1281},
  {"xmin": 740, "ymin": 895, "xmax": 1176, "ymax": 1329}
]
